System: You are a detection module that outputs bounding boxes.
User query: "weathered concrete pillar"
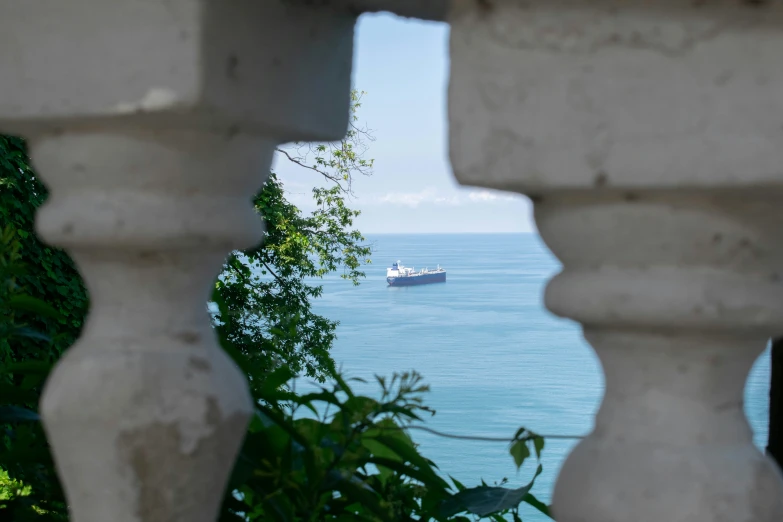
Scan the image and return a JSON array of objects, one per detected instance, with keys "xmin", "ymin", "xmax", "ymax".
[
  {"xmin": 0, "ymin": 1, "xmax": 355, "ymax": 520},
  {"xmin": 448, "ymin": 0, "xmax": 783, "ymax": 520}
]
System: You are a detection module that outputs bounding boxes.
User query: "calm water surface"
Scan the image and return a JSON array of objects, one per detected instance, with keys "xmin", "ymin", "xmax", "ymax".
[{"xmin": 307, "ymin": 233, "xmax": 771, "ymax": 521}]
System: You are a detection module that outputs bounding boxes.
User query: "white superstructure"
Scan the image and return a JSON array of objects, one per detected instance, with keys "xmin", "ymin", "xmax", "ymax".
[{"xmin": 386, "ymin": 260, "xmax": 416, "ymax": 278}]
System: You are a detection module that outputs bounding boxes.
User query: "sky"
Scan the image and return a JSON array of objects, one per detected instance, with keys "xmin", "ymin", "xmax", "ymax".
[{"xmin": 272, "ymin": 13, "xmax": 535, "ymax": 234}]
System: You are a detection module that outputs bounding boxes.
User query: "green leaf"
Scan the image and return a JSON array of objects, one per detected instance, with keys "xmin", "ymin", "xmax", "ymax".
[
  {"xmin": 533, "ymin": 436, "xmax": 545, "ymax": 459},
  {"xmin": 3, "ymin": 359, "xmax": 55, "ymax": 375},
  {"xmin": 510, "ymin": 439, "xmax": 531, "ymax": 470},
  {"xmin": 523, "ymin": 492, "xmax": 552, "ymax": 518},
  {"xmin": 360, "ymin": 438, "xmax": 398, "ymax": 483},
  {"xmin": 369, "ymin": 433, "xmax": 445, "ymax": 487},
  {"xmin": 259, "ymin": 366, "xmax": 295, "ymax": 396},
  {"xmin": 451, "ymin": 475, "xmax": 467, "ymax": 491},
  {"xmin": 8, "ymin": 294, "xmax": 62, "ymax": 320},
  {"xmin": 0, "ymin": 405, "xmax": 40, "ymax": 422},
  {"xmin": 440, "ymin": 464, "xmax": 544, "ymax": 517},
  {"xmin": 361, "ymin": 438, "xmax": 401, "ymax": 462},
  {"xmin": 11, "ymin": 326, "xmax": 51, "ymax": 342},
  {"xmin": 366, "ymin": 456, "xmax": 447, "ymax": 490},
  {"xmin": 0, "ymin": 383, "xmax": 40, "ymax": 404},
  {"xmin": 332, "ymin": 473, "xmax": 390, "ymax": 521}
]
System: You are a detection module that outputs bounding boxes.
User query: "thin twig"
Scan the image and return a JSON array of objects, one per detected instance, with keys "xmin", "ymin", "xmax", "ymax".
[
  {"xmin": 276, "ymin": 148, "xmax": 347, "ymax": 191},
  {"xmin": 349, "ymin": 121, "xmax": 375, "ymax": 142},
  {"xmin": 261, "ymin": 261, "xmax": 286, "ymax": 287}
]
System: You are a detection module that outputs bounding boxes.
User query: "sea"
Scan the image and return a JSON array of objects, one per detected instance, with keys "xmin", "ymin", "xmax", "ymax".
[{"xmin": 305, "ymin": 233, "xmax": 771, "ymax": 521}]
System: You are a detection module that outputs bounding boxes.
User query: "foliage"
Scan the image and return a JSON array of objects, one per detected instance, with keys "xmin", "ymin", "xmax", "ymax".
[
  {"xmin": 0, "ymin": 136, "xmax": 88, "ymax": 368},
  {"xmin": 224, "ymin": 368, "xmax": 451, "ymax": 522},
  {"xmin": 213, "ymin": 90, "xmax": 373, "ymax": 389},
  {"xmin": 0, "ymin": 229, "xmax": 66, "ymax": 520},
  {"xmin": 0, "ymin": 136, "xmax": 86, "ymax": 520},
  {"xmin": 214, "ymin": 174, "xmax": 370, "ymax": 389},
  {"xmin": 218, "ymin": 364, "xmax": 552, "ymax": 521}
]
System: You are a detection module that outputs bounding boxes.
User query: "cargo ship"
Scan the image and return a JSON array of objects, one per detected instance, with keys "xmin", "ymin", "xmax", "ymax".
[{"xmin": 386, "ymin": 261, "xmax": 446, "ymax": 287}]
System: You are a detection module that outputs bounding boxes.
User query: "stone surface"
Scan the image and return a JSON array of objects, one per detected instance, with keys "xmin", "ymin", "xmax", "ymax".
[
  {"xmin": 0, "ymin": 1, "xmax": 357, "ymax": 521},
  {"xmin": 33, "ymin": 131, "xmax": 274, "ymax": 522},
  {"xmin": 449, "ymin": 0, "xmax": 783, "ymax": 192},
  {"xmin": 0, "ymin": 0, "xmax": 355, "ymax": 141},
  {"xmin": 448, "ymin": 0, "xmax": 783, "ymax": 520},
  {"xmin": 299, "ymin": 0, "xmax": 450, "ymax": 21},
  {"xmin": 535, "ymin": 193, "xmax": 783, "ymax": 521}
]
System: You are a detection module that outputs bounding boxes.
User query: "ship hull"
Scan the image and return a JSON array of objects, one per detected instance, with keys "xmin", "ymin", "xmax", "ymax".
[{"xmin": 387, "ymin": 271, "xmax": 446, "ymax": 287}]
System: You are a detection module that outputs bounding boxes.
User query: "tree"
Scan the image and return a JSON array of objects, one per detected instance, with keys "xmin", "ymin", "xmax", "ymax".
[{"xmin": 214, "ymin": 90, "xmax": 374, "ymax": 390}]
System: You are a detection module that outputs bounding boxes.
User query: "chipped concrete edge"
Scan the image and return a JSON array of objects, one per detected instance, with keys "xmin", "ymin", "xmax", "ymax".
[{"xmin": 288, "ymin": 0, "xmax": 451, "ymax": 22}]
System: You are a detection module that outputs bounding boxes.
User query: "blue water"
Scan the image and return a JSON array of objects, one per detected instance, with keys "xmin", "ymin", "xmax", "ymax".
[{"xmin": 308, "ymin": 233, "xmax": 771, "ymax": 521}]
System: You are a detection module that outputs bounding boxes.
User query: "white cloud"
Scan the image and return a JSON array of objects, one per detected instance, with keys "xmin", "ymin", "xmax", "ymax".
[
  {"xmin": 280, "ymin": 182, "xmax": 521, "ymax": 211},
  {"xmin": 378, "ymin": 189, "xmax": 438, "ymax": 208},
  {"xmin": 434, "ymin": 196, "xmax": 461, "ymax": 206},
  {"xmin": 468, "ymin": 190, "xmax": 518, "ymax": 202},
  {"xmin": 373, "ymin": 188, "xmax": 519, "ymax": 207},
  {"xmin": 377, "ymin": 189, "xmax": 462, "ymax": 208}
]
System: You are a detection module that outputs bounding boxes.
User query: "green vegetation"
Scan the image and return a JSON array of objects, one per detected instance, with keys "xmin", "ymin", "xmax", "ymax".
[
  {"xmin": 217, "ymin": 360, "xmax": 550, "ymax": 521},
  {"xmin": 0, "ymin": 135, "xmax": 76, "ymax": 520},
  {"xmin": 0, "ymin": 93, "xmax": 552, "ymax": 521}
]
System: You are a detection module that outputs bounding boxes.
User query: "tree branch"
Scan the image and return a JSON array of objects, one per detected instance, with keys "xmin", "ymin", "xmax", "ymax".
[
  {"xmin": 261, "ymin": 260, "xmax": 285, "ymax": 287},
  {"xmin": 276, "ymin": 148, "xmax": 349, "ymax": 193}
]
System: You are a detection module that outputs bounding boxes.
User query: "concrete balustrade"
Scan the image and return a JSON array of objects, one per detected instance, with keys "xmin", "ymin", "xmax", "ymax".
[
  {"xmin": 449, "ymin": 0, "xmax": 783, "ymax": 520},
  {"xmin": 2, "ymin": 0, "xmax": 783, "ymax": 520},
  {"xmin": 0, "ymin": 1, "xmax": 355, "ymax": 521}
]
